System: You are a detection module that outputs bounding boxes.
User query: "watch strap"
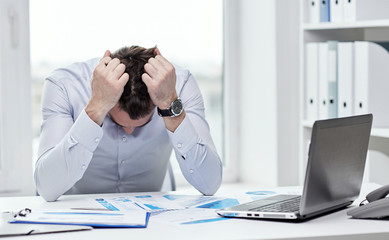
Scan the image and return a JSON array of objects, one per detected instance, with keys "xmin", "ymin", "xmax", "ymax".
[{"xmin": 157, "ymin": 107, "xmax": 173, "ymax": 117}]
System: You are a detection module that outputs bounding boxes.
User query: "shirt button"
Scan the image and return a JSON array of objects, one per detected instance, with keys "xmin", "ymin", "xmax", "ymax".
[
  {"xmin": 121, "ymin": 160, "xmax": 125, "ymax": 164},
  {"xmin": 189, "ymin": 169, "xmax": 194, "ymax": 174},
  {"xmin": 95, "ymin": 138, "xmax": 100, "ymax": 143},
  {"xmin": 177, "ymin": 143, "xmax": 182, "ymax": 149},
  {"xmin": 82, "ymin": 165, "xmax": 86, "ymax": 170},
  {"xmin": 122, "ymin": 137, "xmax": 127, "ymax": 142}
]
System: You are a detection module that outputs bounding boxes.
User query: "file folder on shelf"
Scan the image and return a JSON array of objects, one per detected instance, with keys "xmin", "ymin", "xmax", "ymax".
[
  {"xmin": 327, "ymin": 41, "xmax": 338, "ymax": 119},
  {"xmin": 330, "ymin": 0, "xmax": 344, "ymax": 23},
  {"xmin": 354, "ymin": 41, "xmax": 389, "ymax": 127},
  {"xmin": 318, "ymin": 42, "xmax": 329, "ymax": 120},
  {"xmin": 344, "ymin": 0, "xmax": 389, "ymax": 22},
  {"xmin": 337, "ymin": 42, "xmax": 354, "ymax": 117},
  {"xmin": 320, "ymin": 0, "xmax": 330, "ymax": 22},
  {"xmin": 308, "ymin": 0, "xmax": 320, "ymax": 23},
  {"xmin": 305, "ymin": 43, "xmax": 319, "ymax": 121}
]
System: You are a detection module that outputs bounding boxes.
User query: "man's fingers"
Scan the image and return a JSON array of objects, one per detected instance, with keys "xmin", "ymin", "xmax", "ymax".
[
  {"xmin": 99, "ymin": 50, "xmax": 111, "ymax": 64},
  {"xmin": 112, "ymin": 63, "xmax": 126, "ymax": 80},
  {"xmin": 144, "ymin": 62, "xmax": 158, "ymax": 78},
  {"xmin": 152, "ymin": 48, "xmax": 173, "ymax": 72},
  {"xmin": 119, "ymin": 72, "xmax": 129, "ymax": 86},
  {"xmin": 154, "ymin": 47, "xmax": 161, "ymax": 56},
  {"xmin": 103, "ymin": 50, "xmax": 111, "ymax": 58},
  {"xmin": 142, "ymin": 73, "xmax": 153, "ymax": 86},
  {"xmin": 149, "ymin": 58, "xmax": 165, "ymax": 74},
  {"xmin": 155, "ymin": 54, "xmax": 172, "ymax": 71},
  {"xmin": 105, "ymin": 58, "xmax": 121, "ymax": 72}
]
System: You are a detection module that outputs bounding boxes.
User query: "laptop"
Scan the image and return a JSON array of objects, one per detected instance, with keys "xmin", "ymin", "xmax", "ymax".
[{"xmin": 217, "ymin": 114, "xmax": 373, "ymax": 221}]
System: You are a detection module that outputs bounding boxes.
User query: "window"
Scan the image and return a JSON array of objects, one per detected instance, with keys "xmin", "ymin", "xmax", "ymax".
[
  {"xmin": 0, "ymin": 0, "xmax": 34, "ymax": 195},
  {"xmin": 30, "ymin": 0, "xmax": 224, "ymax": 186}
]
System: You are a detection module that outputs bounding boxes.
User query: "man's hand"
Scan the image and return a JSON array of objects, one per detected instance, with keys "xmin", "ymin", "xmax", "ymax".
[
  {"xmin": 142, "ymin": 48, "xmax": 178, "ymax": 109},
  {"xmin": 86, "ymin": 50, "xmax": 129, "ymax": 126},
  {"xmin": 142, "ymin": 48, "xmax": 185, "ymax": 132}
]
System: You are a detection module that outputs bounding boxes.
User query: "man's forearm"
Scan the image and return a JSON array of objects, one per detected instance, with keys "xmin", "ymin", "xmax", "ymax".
[
  {"xmin": 85, "ymin": 100, "xmax": 108, "ymax": 126},
  {"xmin": 163, "ymin": 110, "xmax": 186, "ymax": 133},
  {"xmin": 168, "ymin": 115, "xmax": 223, "ymax": 195},
  {"xmin": 35, "ymin": 138, "xmax": 94, "ymax": 201},
  {"xmin": 36, "ymin": 110, "xmax": 103, "ymax": 201},
  {"xmin": 176, "ymin": 145, "xmax": 222, "ymax": 195}
]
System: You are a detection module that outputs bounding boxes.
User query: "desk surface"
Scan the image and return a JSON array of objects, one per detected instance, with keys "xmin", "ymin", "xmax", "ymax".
[{"xmin": 1, "ymin": 183, "xmax": 388, "ymax": 240}]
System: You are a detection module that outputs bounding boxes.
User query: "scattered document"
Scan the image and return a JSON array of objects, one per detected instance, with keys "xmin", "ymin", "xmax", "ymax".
[
  {"xmin": 91, "ymin": 195, "xmax": 185, "ymax": 212},
  {"xmin": 151, "ymin": 208, "xmax": 229, "ymax": 226},
  {"xmin": 161, "ymin": 194, "xmax": 222, "ymax": 208},
  {"xmin": 89, "ymin": 194, "xmax": 239, "ymax": 225}
]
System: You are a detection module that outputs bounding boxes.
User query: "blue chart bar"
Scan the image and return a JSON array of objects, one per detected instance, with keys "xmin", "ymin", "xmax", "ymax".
[
  {"xmin": 181, "ymin": 218, "xmax": 229, "ymax": 225},
  {"xmin": 135, "ymin": 195, "xmax": 152, "ymax": 198},
  {"xmin": 43, "ymin": 212, "xmax": 122, "ymax": 216},
  {"xmin": 144, "ymin": 204, "xmax": 163, "ymax": 210},
  {"xmin": 111, "ymin": 197, "xmax": 132, "ymax": 202},
  {"xmin": 163, "ymin": 194, "xmax": 187, "ymax": 200},
  {"xmin": 245, "ymin": 191, "xmax": 276, "ymax": 195},
  {"xmin": 196, "ymin": 198, "xmax": 239, "ymax": 209},
  {"xmin": 95, "ymin": 198, "xmax": 119, "ymax": 211}
]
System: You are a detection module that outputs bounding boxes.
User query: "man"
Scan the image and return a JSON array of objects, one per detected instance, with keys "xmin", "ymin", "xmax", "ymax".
[{"xmin": 35, "ymin": 46, "xmax": 222, "ymax": 201}]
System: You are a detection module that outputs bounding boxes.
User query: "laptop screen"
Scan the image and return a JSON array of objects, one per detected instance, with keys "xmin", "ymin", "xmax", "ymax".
[{"xmin": 300, "ymin": 114, "xmax": 372, "ymax": 216}]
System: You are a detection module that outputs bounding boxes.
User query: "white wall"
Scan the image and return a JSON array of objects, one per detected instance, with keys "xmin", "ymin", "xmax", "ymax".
[
  {"xmin": 227, "ymin": 0, "xmax": 300, "ymax": 186},
  {"xmin": 239, "ymin": 0, "xmax": 278, "ymax": 185}
]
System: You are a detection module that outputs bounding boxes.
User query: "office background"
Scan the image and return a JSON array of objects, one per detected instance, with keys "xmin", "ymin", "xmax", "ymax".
[{"xmin": 2, "ymin": 0, "xmax": 387, "ymax": 197}]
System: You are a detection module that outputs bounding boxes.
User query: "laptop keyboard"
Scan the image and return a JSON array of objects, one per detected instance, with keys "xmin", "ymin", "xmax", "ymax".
[{"xmin": 250, "ymin": 196, "xmax": 301, "ymax": 213}]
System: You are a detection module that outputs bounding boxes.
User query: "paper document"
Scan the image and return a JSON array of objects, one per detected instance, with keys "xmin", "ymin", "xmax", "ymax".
[
  {"xmin": 152, "ymin": 208, "xmax": 229, "ymax": 225},
  {"xmin": 91, "ymin": 195, "xmax": 185, "ymax": 212},
  {"xmin": 89, "ymin": 194, "xmax": 240, "ymax": 225}
]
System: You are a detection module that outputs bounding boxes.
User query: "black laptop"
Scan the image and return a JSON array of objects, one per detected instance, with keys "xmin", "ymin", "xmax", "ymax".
[{"xmin": 217, "ymin": 114, "xmax": 373, "ymax": 221}]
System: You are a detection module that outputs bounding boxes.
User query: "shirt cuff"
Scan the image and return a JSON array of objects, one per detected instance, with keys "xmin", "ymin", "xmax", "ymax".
[
  {"xmin": 69, "ymin": 109, "xmax": 103, "ymax": 152},
  {"xmin": 167, "ymin": 116, "xmax": 200, "ymax": 156}
]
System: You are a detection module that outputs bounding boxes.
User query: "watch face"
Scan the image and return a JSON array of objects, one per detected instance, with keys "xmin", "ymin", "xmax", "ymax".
[{"xmin": 171, "ymin": 99, "xmax": 183, "ymax": 116}]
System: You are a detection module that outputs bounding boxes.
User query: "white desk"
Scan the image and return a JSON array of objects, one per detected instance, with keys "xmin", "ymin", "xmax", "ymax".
[{"xmin": 1, "ymin": 183, "xmax": 389, "ymax": 240}]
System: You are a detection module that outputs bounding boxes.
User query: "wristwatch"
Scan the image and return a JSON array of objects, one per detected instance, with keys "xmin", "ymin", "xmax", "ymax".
[{"xmin": 158, "ymin": 98, "xmax": 183, "ymax": 117}]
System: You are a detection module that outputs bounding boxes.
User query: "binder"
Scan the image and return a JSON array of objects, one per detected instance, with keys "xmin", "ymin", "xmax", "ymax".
[
  {"xmin": 318, "ymin": 42, "xmax": 329, "ymax": 119},
  {"xmin": 327, "ymin": 41, "xmax": 338, "ymax": 119},
  {"xmin": 337, "ymin": 42, "xmax": 354, "ymax": 117},
  {"xmin": 320, "ymin": 0, "xmax": 330, "ymax": 22},
  {"xmin": 344, "ymin": 0, "xmax": 389, "ymax": 22},
  {"xmin": 305, "ymin": 43, "xmax": 319, "ymax": 121},
  {"xmin": 0, "ymin": 212, "xmax": 91, "ymax": 237},
  {"xmin": 10, "ymin": 208, "xmax": 150, "ymax": 228},
  {"xmin": 354, "ymin": 41, "xmax": 389, "ymax": 127},
  {"xmin": 308, "ymin": 0, "xmax": 320, "ymax": 23},
  {"xmin": 330, "ymin": 0, "xmax": 344, "ymax": 23}
]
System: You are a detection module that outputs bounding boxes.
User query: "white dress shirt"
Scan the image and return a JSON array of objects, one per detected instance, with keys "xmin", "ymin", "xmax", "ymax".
[{"xmin": 35, "ymin": 58, "xmax": 222, "ymax": 201}]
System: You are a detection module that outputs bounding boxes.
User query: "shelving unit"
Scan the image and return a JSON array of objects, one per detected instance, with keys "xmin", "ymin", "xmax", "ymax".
[{"xmin": 299, "ymin": 0, "xmax": 389, "ymax": 184}]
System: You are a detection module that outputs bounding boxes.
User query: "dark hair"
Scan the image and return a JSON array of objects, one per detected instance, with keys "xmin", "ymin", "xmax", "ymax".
[{"xmin": 111, "ymin": 46, "xmax": 156, "ymax": 120}]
